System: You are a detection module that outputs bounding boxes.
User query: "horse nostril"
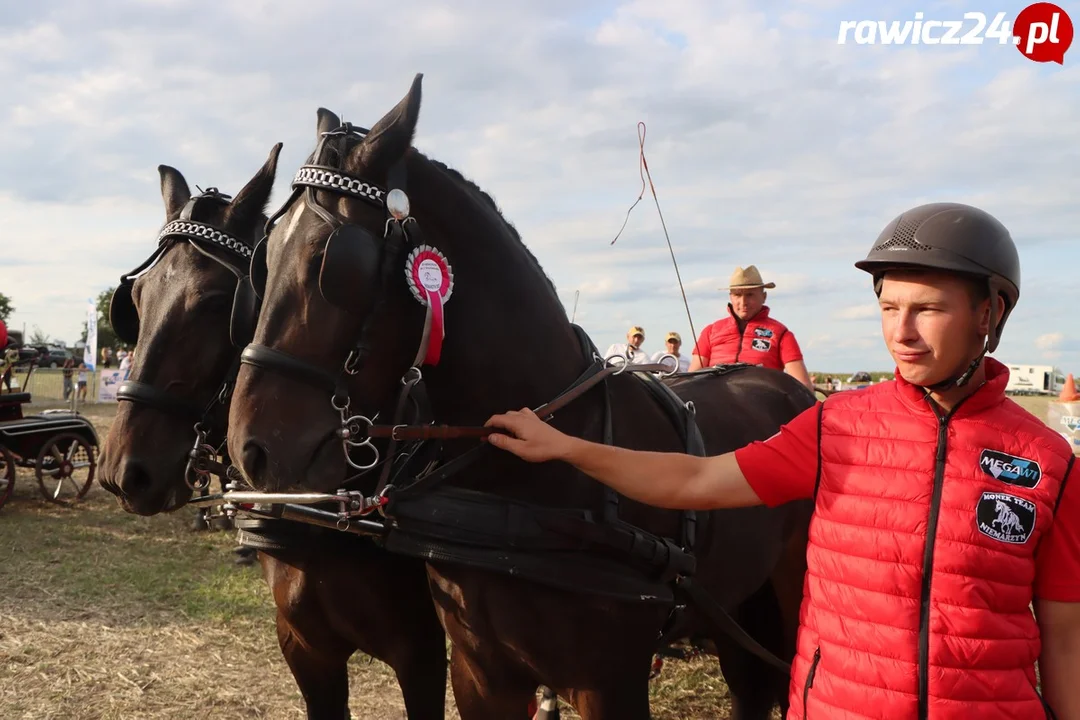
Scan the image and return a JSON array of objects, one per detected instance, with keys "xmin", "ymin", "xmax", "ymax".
[
  {"xmin": 241, "ymin": 440, "xmax": 269, "ymax": 485},
  {"xmin": 118, "ymin": 458, "xmax": 152, "ymax": 498}
]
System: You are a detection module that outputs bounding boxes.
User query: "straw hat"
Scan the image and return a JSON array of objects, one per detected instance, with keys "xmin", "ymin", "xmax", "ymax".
[{"xmin": 723, "ymin": 265, "xmax": 775, "ymax": 291}]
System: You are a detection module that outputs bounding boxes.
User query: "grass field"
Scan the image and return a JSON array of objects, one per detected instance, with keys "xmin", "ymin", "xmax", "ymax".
[{"xmin": 0, "ymin": 394, "xmax": 1070, "ymax": 719}]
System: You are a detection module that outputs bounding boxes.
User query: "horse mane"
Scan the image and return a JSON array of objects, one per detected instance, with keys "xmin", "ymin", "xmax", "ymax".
[
  {"xmin": 418, "ymin": 153, "xmax": 559, "ymax": 299},
  {"xmin": 316, "ymin": 126, "xmax": 559, "ymax": 299}
]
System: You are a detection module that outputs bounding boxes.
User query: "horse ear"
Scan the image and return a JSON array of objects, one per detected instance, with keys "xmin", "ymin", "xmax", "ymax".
[
  {"xmin": 317, "ymin": 108, "xmax": 341, "ymax": 139},
  {"xmin": 350, "ymin": 73, "xmax": 422, "ymax": 175},
  {"xmin": 225, "ymin": 143, "xmax": 282, "ymax": 233},
  {"xmin": 158, "ymin": 165, "xmax": 192, "ymax": 219}
]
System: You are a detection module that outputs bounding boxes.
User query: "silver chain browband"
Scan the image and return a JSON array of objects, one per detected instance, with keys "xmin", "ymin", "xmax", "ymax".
[
  {"xmin": 293, "ymin": 165, "xmax": 386, "ymax": 207},
  {"xmin": 157, "ymin": 220, "xmax": 253, "ymax": 260}
]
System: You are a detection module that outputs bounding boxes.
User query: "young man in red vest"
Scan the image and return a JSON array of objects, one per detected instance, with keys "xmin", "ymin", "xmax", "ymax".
[
  {"xmin": 486, "ymin": 203, "xmax": 1080, "ymax": 720},
  {"xmin": 688, "ymin": 265, "xmax": 814, "ymax": 391}
]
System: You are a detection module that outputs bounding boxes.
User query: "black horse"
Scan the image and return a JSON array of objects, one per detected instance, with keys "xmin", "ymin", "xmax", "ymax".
[
  {"xmin": 229, "ymin": 75, "xmax": 814, "ymax": 719},
  {"xmin": 98, "ymin": 148, "xmax": 448, "ymax": 719}
]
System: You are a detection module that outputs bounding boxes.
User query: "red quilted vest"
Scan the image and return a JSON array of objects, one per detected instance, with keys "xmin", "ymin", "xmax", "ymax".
[
  {"xmin": 788, "ymin": 359, "xmax": 1074, "ymax": 720},
  {"xmin": 696, "ymin": 306, "xmax": 791, "ymax": 370}
]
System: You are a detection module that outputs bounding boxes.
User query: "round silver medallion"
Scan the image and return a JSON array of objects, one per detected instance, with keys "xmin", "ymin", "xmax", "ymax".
[{"xmin": 386, "ymin": 188, "xmax": 410, "ymax": 220}]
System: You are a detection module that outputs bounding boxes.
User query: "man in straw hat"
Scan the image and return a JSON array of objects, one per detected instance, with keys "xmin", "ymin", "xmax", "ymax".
[
  {"xmin": 484, "ymin": 202, "xmax": 1080, "ymax": 719},
  {"xmin": 687, "ymin": 265, "xmax": 813, "ymax": 390}
]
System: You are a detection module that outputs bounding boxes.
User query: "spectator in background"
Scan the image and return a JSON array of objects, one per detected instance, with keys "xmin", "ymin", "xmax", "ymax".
[
  {"xmin": 688, "ymin": 265, "xmax": 814, "ymax": 391},
  {"xmin": 62, "ymin": 357, "xmax": 75, "ymax": 400},
  {"xmin": 101, "ymin": 347, "xmax": 112, "ymax": 369},
  {"xmin": 604, "ymin": 326, "xmax": 651, "ymax": 365},
  {"xmin": 652, "ymin": 332, "xmax": 691, "ymax": 373},
  {"xmin": 0, "ymin": 318, "xmax": 14, "ymax": 393},
  {"xmin": 76, "ymin": 363, "xmax": 88, "ymax": 401},
  {"xmin": 119, "ymin": 347, "xmax": 134, "ymax": 381}
]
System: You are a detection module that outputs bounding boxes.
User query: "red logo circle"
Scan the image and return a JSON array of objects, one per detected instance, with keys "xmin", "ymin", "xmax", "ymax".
[{"xmin": 1014, "ymin": 2, "xmax": 1074, "ymax": 64}]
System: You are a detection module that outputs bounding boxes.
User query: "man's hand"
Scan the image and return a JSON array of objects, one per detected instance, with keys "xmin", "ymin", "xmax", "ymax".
[{"xmin": 485, "ymin": 408, "xmax": 575, "ymax": 463}]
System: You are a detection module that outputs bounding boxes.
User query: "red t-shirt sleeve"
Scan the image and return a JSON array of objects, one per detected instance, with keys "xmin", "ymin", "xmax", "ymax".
[
  {"xmin": 779, "ymin": 328, "xmax": 803, "ymax": 365},
  {"xmin": 734, "ymin": 403, "xmax": 821, "ymax": 507},
  {"xmin": 1034, "ymin": 460, "xmax": 1080, "ymax": 602}
]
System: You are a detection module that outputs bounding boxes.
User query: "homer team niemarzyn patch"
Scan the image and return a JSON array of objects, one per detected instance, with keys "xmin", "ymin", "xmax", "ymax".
[
  {"xmin": 976, "ymin": 491, "xmax": 1036, "ymax": 545},
  {"xmin": 751, "ymin": 338, "xmax": 771, "ymax": 352},
  {"xmin": 978, "ymin": 449, "xmax": 1041, "ymax": 489},
  {"xmin": 754, "ymin": 328, "xmax": 773, "ymax": 338}
]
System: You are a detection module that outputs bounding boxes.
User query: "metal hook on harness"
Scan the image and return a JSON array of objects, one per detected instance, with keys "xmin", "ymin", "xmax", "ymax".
[{"xmin": 344, "ymin": 436, "xmax": 380, "ymax": 471}]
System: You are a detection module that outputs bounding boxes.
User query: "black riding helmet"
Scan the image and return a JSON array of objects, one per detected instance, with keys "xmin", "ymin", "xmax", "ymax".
[{"xmin": 854, "ymin": 202, "xmax": 1021, "ymax": 386}]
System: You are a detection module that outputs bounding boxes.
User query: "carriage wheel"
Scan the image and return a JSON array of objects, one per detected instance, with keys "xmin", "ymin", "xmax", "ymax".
[
  {"xmin": 0, "ymin": 446, "xmax": 14, "ymax": 511},
  {"xmin": 35, "ymin": 433, "xmax": 96, "ymax": 505}
]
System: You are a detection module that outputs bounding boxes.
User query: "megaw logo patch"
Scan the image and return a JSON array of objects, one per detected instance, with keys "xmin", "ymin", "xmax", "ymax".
[
  {"xmin": 978, "ymin": 449, "xmax": 1042, "ymax": 489},
  {"xmin": 976, "ymin": 492, "xmax": 1035, "ymax": 545},
  {"xmin": 754, "ymin": 328, "xmax": 773, "ymax": 338},
  {"xmin": 751, "ymin": 338, "xmax": 771, "ymax": 352}
]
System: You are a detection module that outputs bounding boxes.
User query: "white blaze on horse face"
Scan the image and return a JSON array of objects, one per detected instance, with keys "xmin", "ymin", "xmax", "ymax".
[{"xmin": 281, "ymin": 198, "xmax": 308, "ymax": 246}]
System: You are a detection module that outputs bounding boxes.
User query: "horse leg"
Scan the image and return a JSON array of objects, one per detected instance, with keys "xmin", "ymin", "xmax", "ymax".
[
  {"xmin": 276, "ymin": 610, "xmax": 353, "ymax": 720},
  {"xmin": 562, "ymin": 662, "xmax": 653, "ymax": 720},
  {"xmin": 713, "ymin": 581, "xmax": 788, "ymax": 720},
  {"xmin": 429, "ymin": 565, "xmax": 656, "ymax": 720},
  {"xmin": 448, "ymin": 645, "xmax": 537, "ymax": 720},
  {"xmin": 389, "ymin": 600, "xmax": 449, "ymax": 720},
  {"xmin": 261, "ymin": 552, "xmax": 354, "ymax": 719}
]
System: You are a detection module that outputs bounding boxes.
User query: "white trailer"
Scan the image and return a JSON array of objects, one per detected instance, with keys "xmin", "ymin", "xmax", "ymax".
[{"xmin": 1004, "ymin": 364, "xmax": 1066, "ymax": 396}]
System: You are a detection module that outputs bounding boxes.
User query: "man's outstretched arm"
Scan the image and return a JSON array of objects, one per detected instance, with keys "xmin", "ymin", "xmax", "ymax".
[{"xmin": 485, "ymin": 408, "xmax": 764, "ymax": 510}]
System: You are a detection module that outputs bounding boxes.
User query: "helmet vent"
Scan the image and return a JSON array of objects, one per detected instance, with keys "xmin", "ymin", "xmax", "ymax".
[{"xmin": 873, "ymin": 218, "xmax": 930, "ymax": 252}]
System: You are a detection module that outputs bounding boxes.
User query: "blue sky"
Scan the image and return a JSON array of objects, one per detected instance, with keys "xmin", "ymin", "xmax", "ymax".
[{"xmin": 1, "ymin": 0, "xmax": 1077, "ymax": 373}]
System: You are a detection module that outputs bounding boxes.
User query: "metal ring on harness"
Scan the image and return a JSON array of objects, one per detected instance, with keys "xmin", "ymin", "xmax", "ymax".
[
  {"xmin": 340, "ymin": 414, "xmax": 374, "ymax": 445},
  {"xmin": 401, "ymin": 366, "xmax": 422, "ymax": 385},
  {"xmin": 606, "ymin": 354, "xmax": 631, "ymax": 375},
  {"xmin": 656, "ymin": 353, "xmax": 679, "ymax": 378}
]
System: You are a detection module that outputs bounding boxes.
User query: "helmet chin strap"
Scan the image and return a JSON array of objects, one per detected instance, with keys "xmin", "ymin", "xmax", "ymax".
[{"xmin": 922, "ymin": 340, "xmax": 988, "ymax": 392}]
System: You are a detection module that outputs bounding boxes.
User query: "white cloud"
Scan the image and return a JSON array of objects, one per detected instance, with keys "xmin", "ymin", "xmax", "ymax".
[
  {"xmin": 833, "ymin": 304, "xmax": 879, "ymax": 321},
  {"xmin": 1, "ymin": 0, "xmax": 1078, "ymax": 374},
  {"xmin": 1035, "ymin": 332, "xmax": 1064, "ymax": 360}
]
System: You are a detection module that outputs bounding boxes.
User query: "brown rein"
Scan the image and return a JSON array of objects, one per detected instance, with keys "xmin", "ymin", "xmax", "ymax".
[{"xmin": 365, "ymin": 361, "xmax": 677, "ymax": 442}]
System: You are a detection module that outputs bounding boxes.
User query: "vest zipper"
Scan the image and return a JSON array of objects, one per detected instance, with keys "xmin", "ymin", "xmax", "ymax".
[
  {"xmin": 917, "ymin": 415, "xmax": 948, "ymax": 720},
  {"xmin": 734, "ymin": 324, "xmax": 746, "ymax": 362},
  {"xmin": 802, "ymin": 647, "xmax": 821, "ymax": 718},
  {"xmin": 916, "ymin": 390, "xmax": 977, "ymax": 720}
]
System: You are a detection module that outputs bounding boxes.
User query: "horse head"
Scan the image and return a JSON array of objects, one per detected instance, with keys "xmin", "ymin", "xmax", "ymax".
[
  {"xmin": 98, "ymin": 145, "xmax": 281, "ymax": 515},
  {"xmin": 229, "ymin": 74, "xmax": 586, "ymax": 494}
]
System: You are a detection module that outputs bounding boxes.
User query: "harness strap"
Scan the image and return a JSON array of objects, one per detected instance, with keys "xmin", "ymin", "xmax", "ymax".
[
  {"xmin": 675, "ymin": 576, "xmax": 792, "ymax": 674},
  {"xmin": 116, "ymin": 381, "xmax": 204, "ymax": 423},
  {"xmin": 373, "ymin": 373, "xmax": 423, "ymax": 494},
  {"xmin": 240, "ymin": 345, "xmax": 342, "ymax": 397},
  {"xmin": 389, "ymin": 354, "xmax": 615, "ymax": 498}
]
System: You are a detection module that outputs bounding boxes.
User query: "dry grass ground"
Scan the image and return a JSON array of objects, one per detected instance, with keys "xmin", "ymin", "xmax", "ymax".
[{"xmin": 1, "ymin": 403, "xmax": 742, "ymax": 719}]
